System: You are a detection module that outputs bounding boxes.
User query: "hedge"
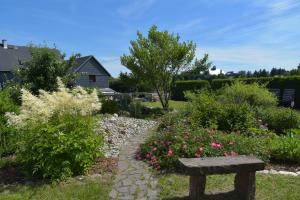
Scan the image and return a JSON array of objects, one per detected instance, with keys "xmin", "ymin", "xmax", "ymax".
[
  {"xmin": 171, "ymin": 80, "xmax": 209, "ymax": 101},
  {"xmin": 210, "ymin": 76, "xmax": 300, "ymax": 109}
]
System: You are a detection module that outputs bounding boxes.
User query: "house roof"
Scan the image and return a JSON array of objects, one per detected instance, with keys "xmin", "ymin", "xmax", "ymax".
[
  {"xmin": 71, "ymin": 55, "xmax": 111, "ymax": 77},
  {"xmin": 0, "ymin": 44, "xmax": 31, "ymax": 71},
  {"xmin": 0, "ymin": 42, "xmax": 111, "ymax": 77}
]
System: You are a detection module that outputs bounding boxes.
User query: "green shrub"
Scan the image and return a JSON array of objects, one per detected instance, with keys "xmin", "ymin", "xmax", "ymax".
[
  {"xmin": 218, "ymin": 82, "xmax": 277, "ymax": 107},
  {"xmin": 211, "ymin": 76, "xmax": 300, "ymax": 109},
  {"xmin": 129, "ymin": 101, "xmax": 143, "ymax": 118},
  {"xmin": 0, "ymin": 90, "xmax": 19, "ymax": 156},
  {"xmin": 186, "ymin": 90, "xmax": 256, "ymax": 132},
  {"xmin": 100, "ymin": 99, "xmax": 120, "ymax": 114},
  {"xmin": 258, "ymin": 107, "xmax": 300, "ymax": 134},
  {"xmin": 171, "ymin": 80, "xmax": 209, "ymax": 101},
  {"xmin": 270, "ymin": 136, "xmax": 300, "ymax": 163},
  {"xmin": 186, "ymin": 91, "xmax": 221, "ymax": 129},
  {"xmin": 6, "ymin": 79, "xmax": 103, "ymax": 181},
  {"xmin": 218, "ymin": 103, "xmax": 256, "ymax": 132},
  {"xmin": 139, "ymin": 128, "xmax": 270, "ymax": 170},
  {"xmin": 18, "ymin": 114, "xmax": 103, "ymax": 181}
]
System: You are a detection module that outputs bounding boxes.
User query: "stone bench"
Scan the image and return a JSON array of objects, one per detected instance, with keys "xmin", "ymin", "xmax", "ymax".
[{"xmin": 179, "ymin": 155, "xmax": 265, "ymax": 200}]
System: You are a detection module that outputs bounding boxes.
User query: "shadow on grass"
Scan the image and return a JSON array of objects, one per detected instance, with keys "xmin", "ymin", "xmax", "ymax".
[{"xmin": 162, "ymin": 191, "xmax": 239, "ymax": 200}]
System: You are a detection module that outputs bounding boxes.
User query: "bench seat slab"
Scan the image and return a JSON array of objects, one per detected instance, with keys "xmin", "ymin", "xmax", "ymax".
[{"xmin": 179, "ymin": 155, "xmax": 265, "ymax": 175}]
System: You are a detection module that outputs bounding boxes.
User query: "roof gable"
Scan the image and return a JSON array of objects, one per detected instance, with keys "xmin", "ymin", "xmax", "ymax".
[{"xmin": 72, "ymin": 56, "xmax": 111, "ymax": 77}]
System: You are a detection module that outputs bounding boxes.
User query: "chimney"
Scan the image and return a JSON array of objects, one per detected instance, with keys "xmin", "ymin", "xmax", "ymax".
[{"xmin": 2, "ymin": 39, "xmax": 7, "ymax": 49}]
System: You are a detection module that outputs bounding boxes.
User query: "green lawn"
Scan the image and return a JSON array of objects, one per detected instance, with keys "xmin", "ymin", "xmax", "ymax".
[
  {"xmin": 158, "ymin": 173, "xmax": 300, "ymax": 200},
  {"xmin": 0, "ymin": 175, "xmax": 113, "ymax": 200},
  {"xmin": 142, "ymin": 100, "xmax": 188, "ymax": 110}
]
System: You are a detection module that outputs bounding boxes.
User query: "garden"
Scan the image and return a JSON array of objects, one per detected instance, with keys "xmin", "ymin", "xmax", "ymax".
[{"xmin": 0, "ymin": 26, "xmax": 299, "ymax": 200}]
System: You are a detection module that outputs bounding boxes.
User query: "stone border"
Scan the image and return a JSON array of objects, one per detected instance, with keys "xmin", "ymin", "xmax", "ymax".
[{"xmin": 257, "ymin": 169, "xmax": 300, "ymax": 176}]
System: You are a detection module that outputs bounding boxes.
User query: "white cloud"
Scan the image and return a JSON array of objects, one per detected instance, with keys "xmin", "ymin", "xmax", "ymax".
[
  {"xmin": 117, "ymin": 0, "xmax": 156, "ymax": 18},
  {"xmin": 172, "ymin": 18, "xmax": 202, "ymax": 32},
  {"xmin": 197, "ymin": 45, "xmax": 299, "ymax": 71}
]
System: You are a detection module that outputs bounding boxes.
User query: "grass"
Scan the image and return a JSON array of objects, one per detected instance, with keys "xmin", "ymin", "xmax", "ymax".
[
  {"xmin": 142, "ymin": 100, "xmax": 188, "ymax": 110},
  {"xmin": 158, "ymin": 173, "xmax": 300, "ymax": 200},
  {"xmin": 0, "ymin": 175, "xmax": 113, "ymax": 200}
]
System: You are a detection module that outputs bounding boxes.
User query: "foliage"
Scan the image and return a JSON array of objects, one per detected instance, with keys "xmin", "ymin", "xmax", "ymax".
[
  {"xmin": 139, "ymin": 128, "xmax": 270, "ymax": 170},
  {"xmin": 121, "ymin": 25, "xmax": 196, "ymax": 110},
  {"xmin": 17, "ymin": 114, "xmax": 103, "ymax": 181},
  {"xmin": 270, "ymin": 136, "xmax": 300, "ymax": 163},
  {"xmin": 14, "ymin": 45, "xmax": 79, "ymax": 94},
  {"xmin": 100, "ymin": 99, "xmax": 120, "ymax": 114},
  {"xmin": 109, "ymin": 72, "xmax": 153, "ymax": 93},
  {"xmin": 6, "ymin": 78, "xmax": 101, "ymax": 128},
  {"xmin": 186, "ymin": 90, "xmax": 257, "ymax": 132},
  {"xmin": 0, "ymin": 89, "xmax": 19, "ymax": 156},
  {"xmin": 218, "ymin": 82, "xmax": 277, "ymax": 107},
  {"xmin": 210, "ymin": 76, "xmax": 300, "ymax": 109},
  {"xmin": 185, "ymin": 91, "xmax": 221, "ymax": 129},
  {"xmin": 171, "ymin": 80, "xmax": 209, "ymax": 101},
  {"xmin": 5, "ymin": 79, "xmax": 103, "ymax": 181},
  {"xmin": 180, "ymin": 53, "xmax": 213, "ymax": 76},
  {"xmin": 218, "ymin": 103, "xmax": 256, "ymax": 132},
  {"xmin": 258, "ymin": 107, "xmax": 300, "ymax": 134}
]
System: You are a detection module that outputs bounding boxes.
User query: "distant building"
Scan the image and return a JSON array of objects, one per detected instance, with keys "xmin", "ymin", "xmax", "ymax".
[
  {"xmin": 209, "ymin": 68, "xmax": 224, "ymax": 75},
  {"xmin": 0, "ymin": 39, "xmax": 111, "ymax": 89}
]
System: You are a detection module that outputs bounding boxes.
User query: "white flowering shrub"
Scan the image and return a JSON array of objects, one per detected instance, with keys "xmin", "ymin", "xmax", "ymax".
[
  {"xmin": 6, "ymin": 79, "xmax": 103, "ymax": 182},
  {"xmin": 6, "ymin": 78, "xmax": 101, "ymax": 128}
]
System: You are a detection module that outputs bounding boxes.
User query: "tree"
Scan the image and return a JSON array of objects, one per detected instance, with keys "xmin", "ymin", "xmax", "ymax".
[
  {"xmin": 15, "ymin": 45, "xmax": 79, "ymax": 94},
  {"xmin": 110, "ymin": 72, "xmax": 153, "ymax": 93},
  {"xmin": 121, "ymin": 25, "xmax": 196, "ymax": 110}
]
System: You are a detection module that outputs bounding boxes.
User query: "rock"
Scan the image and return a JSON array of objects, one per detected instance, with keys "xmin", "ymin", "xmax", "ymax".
[
  {"xmin": 96, "ymin": 115, "xmax": 157, "ymax": 158},
  {"xmin": 269, "ymin": 169, "xmax": 278, "ymax": 174},
  {"xmin": 257, "ymin": 170, "xmax": 269, "ymax": 174},
  {"xmin": 296, "ymin": 171, "xmax": 300, "ymax": 175},
  {"xmin": 278, "ymin": 171, "xmax": 298, "ymax": 176}
]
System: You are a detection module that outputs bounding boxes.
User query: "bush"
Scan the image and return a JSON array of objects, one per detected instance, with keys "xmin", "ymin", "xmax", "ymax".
[
  {"xmin": 258, "ymin": 107, "xmax": 300, "ymax": 134},
  {"xmin": 6, "ymin": 79, "xmax": 103, "ymax": 181},
  {"xmin": 211, "ymin": 76, "xmax": 300, "ymax": 109},
  {"xmin": 18, "ymin": 114, "xmax": 102, "ymax": 181},
  {"xmin": 218, "ymin": 82, "xmax": 277, "ymax": 107},
  {"xmin": 186, "ymin": 91, "xmax": 221, "ymax": 129},
  {"xmin": 139, "ymin": 128, "xmax": 270, "ymax": 170},
  {"xmin": 270, "ymin": 136, "xmax": 300, "ymax": 163},
  {"xmin": 218, "ymin": 103, "xmax": 256, "ymax": 132},
  {"xmin": 100, "ymin": 99, "xmax": 120, "ymax": 114},
  {"xmin": 0, "ymin": 90, "xmax": 19, "ymax": 156},
  {"xmin": 186, "ymin": 90, "xmax": 256, "ymax": 132},
  {"xmin": 171, "ymin": 80, "xmax": 209, "ymax": 101}
]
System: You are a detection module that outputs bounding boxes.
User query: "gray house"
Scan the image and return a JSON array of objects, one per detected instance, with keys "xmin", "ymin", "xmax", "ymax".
[{"xmin": 0, "ymin": 39, "xmax": 112, "ymax": 90}]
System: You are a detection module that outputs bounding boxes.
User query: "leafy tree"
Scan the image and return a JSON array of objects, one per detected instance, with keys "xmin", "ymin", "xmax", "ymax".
[
  {"xmin": 15, "ymin": 45, "xmax": 79, "ymax": 94},
  {"xmin": 121, "ymin": 25, "xmax": 196, "ymax": 110},
  {"xmin": 110, "ymin": 72, "xmax": 153, "ymax": 93}
]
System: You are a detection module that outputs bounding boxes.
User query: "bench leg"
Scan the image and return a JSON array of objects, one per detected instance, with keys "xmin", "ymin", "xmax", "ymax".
[
  {"xmin": 189, "ymin": 175, "xmax": 206, "ymax": 200},
  {"xmin": 234, "ymin": 172, "xmax": 256, "ymax": 200}
]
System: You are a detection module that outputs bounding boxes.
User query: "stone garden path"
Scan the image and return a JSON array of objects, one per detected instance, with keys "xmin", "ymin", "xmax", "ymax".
[{"xmin": 109, "ymin": 129, "xmax": 158, "ymax": 200}]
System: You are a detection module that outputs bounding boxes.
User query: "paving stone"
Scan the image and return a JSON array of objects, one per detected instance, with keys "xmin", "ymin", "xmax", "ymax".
[{"xmin": 109, "ymin": 122, "xmax": 158, "ymax": 200}]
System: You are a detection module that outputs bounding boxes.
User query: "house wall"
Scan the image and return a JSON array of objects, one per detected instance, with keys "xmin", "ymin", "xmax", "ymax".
[{"xmin": 76, "ymin": 59, "xmax": 109, "ymax": 88}]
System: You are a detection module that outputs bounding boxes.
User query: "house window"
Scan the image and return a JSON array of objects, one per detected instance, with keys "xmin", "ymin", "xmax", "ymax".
[{"xmin": 89, "ymin": 75, "xmax": 96, "ymax": 82}]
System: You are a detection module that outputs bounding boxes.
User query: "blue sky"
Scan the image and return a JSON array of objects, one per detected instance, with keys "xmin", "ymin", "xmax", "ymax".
[{"xmin": 1, "ymin": 0, "xmax": 300, "ymax": 77}]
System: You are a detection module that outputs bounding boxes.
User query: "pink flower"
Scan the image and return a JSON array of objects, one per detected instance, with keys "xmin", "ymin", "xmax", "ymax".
[
  {"xmin": 199, "ymin": 147, "xmax": 204, "ymax": 152},
  {"xmin": 167, "ymin": 149, "xmax": 173, "ymax": 156},
  {"xmin": 152, "ymin": 147, "xmax": 157, "ymax": 151},
  {"xmin": 195, "ymin": 152, "xmax": 201, "ymax": 158},
  {"xmin": 211, "ymin": 142, "xmax": 222, "ymax": 149}
]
